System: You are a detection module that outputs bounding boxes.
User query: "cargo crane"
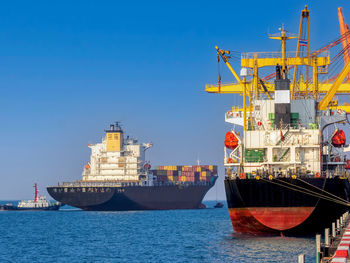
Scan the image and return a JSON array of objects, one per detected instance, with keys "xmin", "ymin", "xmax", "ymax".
[
  {"xmin": 338, "ymin": 7, "xmax": 350, "ymax": 81},
  {"xmin": 291, "ymin": 6, "xmax": 310, "ymax": 99},
  {"xmin": 208, "ymin": 6, "xmax": 350, "ymax": 113}
]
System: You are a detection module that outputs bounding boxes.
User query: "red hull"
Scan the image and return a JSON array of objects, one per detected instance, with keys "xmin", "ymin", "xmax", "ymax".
[{"xmin": 228, "ymin": 207, "xmax": 315, "ymax": 234}]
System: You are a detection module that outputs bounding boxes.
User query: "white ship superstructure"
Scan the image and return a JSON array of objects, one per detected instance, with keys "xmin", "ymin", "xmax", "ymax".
[
  {"xmin": 224, "ymin": 98, "xmax": 348, "ymax": 176},
  {"xmin": 82, "ymin": 123, "xmax": 152, "ymax": 182},
  {"xmin": 18, "ymin": 196, "xmax": 54, "ymax": 209}
]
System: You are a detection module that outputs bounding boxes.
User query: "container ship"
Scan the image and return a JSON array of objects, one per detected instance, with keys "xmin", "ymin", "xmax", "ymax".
[
  {"xmin": 47, "ymin": 123, "xmax": 217, "ymax": 211},
  {"xmin": 205, "ymin": 6, "xmax": 350, "ymax": 235}
]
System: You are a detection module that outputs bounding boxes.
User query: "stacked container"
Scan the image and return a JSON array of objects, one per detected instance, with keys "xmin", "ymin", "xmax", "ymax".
[{"xmin": 151, "ymin": 165, "xmax": 217, "ymax": 183}]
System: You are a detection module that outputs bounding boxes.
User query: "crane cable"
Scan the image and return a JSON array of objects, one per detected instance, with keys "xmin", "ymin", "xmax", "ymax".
[{"xmin": 260, "ymin": 178, "xmax": 350, "ymax": 206}]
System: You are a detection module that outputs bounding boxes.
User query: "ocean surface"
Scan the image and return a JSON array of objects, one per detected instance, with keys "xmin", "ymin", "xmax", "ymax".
[{"xmin": 0, "ymin": 200, "xmax": 315, "ymax": 263}]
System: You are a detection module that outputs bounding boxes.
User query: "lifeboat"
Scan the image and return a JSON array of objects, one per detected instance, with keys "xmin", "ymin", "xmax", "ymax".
[
  {"xmin": 332, "ymin": 129, "xmax": 346, "ymax": 147},
  {"xmin": 346, "ymin": 160, "xmax": 350, "ymax": 169},
  {"xmin": 225, "ymin": 131, "xmax": 239, "ymax": 150}
]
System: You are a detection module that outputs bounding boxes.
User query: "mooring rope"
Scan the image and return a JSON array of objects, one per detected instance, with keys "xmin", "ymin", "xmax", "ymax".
[
  {"xmin": 295, "ymin": 177, "xmax": 350, "ymax": 203},
  {"xmin": 274, "ymin": 178, "xmax": 348, "ymax": 204},
  {"xmin": 274, "ymin": 178, "xmax": 350, "ymax": 205},
  {"xmin": 260, "ymin": 178, "xmax": 350, "ymax": 207}
]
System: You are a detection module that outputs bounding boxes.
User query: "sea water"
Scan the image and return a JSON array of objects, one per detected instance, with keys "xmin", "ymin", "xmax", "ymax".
[{"xmin": 0, "ymin": 201, "xmax": 314, "ymax": 262}]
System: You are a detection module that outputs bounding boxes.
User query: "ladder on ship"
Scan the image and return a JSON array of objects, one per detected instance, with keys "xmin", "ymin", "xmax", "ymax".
[
  {"xmin": 276, "ymin": 129, "xmax": 291, "ymax": 146},
  {"xmin": 278, "ymin": 148, "xmax": 290, "ymax": 162}
]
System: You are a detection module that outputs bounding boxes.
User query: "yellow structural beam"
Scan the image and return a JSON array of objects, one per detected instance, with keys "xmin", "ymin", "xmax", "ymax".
[
  {"xmin": 318, "ymin": 61, "xmax": 350, "ymax": 110},
  {"xmin": 205, "ymin": 82, "xmax": 350, "ymax": 94},
  {"xmin": 328, "ymin": 105, "xmax": 350, "ymax": 114},
  {"xmin": 241, "ymin": 56, "xmax": 329, "ymax": 68}
]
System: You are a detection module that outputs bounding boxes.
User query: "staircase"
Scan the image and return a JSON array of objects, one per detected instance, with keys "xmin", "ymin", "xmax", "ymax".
[
  {"xmin": 278, "ymin": 148, "xmax": 290, "ymax": 162},
  {"xmin": 276, "ymin": 129, "xmax": 292, "ymax": 146}
]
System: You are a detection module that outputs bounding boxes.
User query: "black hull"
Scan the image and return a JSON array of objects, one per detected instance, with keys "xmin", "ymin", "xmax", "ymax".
[
  {"xmin": 47, "ymin": 183, "xmax": 214, "ymax": 211},
  {"xmin": 225, "ymin": 177, "xmax": 350, "ymax": 236},
  {"xmin": 0, "ymin": 204, "xmax": 62, "ymax": 211}
]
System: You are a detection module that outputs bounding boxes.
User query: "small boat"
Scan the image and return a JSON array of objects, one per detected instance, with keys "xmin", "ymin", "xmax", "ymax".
[
  {"xmin": 1, "ymin": 183, "xmax": 64, "ymax": 211},
  {"xmin": 214, "ymin": 202, "xmax": 224, "ymax": 208}
]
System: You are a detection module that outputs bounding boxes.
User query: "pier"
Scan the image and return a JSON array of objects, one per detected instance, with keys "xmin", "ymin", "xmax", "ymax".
[{"xmin": 299, "ymin": 211, "xmax": 350, "ymax": 262}]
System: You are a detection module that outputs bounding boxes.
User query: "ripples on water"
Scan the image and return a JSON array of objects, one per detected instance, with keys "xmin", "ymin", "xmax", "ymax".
[{"xmin": 0, "ymin": 201, "xmax": 314, "ymax": 262}]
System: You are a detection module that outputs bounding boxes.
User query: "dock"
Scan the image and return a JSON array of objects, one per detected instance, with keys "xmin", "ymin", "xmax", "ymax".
[{"xmin": 298, "ymin": 211, "xmax": 350, "ymax": 262}]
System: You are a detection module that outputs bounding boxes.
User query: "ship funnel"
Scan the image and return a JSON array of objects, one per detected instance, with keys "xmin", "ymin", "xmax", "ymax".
[{"xmin": 106, "ymin": 121, "xmax": 123, "ymax": 152}]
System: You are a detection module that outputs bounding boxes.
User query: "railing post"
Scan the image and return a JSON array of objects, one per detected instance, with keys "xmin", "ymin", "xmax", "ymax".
[
  {"xmin": 340, "ymin": 216, "xmax": 343, "ymax": 227},
  {"xmin": 316, "ymin": 234, "xmax": 321, "ymax": 263},
  {"xmin": 324, "ymin": 228, "xmax": 330, "ymax": 257},
  {"xmin": 337, "ymin": 219, "xmax": 340, "ymax": 233},
  {"xmin": 332, "ymin": 222, "xmax": 336, "ymax": 238},
  {"xmin": 325, "ymin": 228, "xmax": 330, "ymax": 246},
  {"xmin": 298, "ymin": 254, "xmax": 305, "ymax": 263}
]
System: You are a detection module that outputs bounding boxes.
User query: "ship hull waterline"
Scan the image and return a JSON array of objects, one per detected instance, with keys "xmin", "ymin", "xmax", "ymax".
[
  {"xmin": 47, "ymin": 184, "xmax": 214, "ymax": 211},
  {"xmin": 225, "ymin": 177, "xmax": 350, "ymax": 236}
]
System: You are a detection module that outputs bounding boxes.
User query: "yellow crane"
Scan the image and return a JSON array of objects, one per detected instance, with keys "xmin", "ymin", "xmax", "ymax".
[{"xmin": 208, "ymin": 6, "xmax": 350, "ymax": 113}]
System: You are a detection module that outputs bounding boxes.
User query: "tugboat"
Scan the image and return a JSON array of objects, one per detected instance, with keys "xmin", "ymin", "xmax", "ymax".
[{"xmin": 0, "ymin": 183, "xmax": 63, "ymax": 211}]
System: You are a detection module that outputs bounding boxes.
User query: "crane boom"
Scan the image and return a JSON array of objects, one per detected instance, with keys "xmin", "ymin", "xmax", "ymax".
[
  {"xmin": 338, "ymin": 7, "xmax": 350, "ymax": 81},
  {"xmin": 215, "ymin": 46, "xmax": 241, "ymax": 83},
  {"xmin": 318, "ymin": 60, "xmax": 350, "ymax": 110}
]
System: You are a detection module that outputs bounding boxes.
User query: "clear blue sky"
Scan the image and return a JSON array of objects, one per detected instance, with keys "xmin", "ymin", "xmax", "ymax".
[{"xmin": 0, "ymin": 0, "xmax": 349, "ymax": 200}]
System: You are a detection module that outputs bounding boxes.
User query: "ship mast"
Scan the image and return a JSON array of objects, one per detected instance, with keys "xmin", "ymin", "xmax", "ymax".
[
  {"xmin": 34, "ymin": 183, "xmax": 38, "ymax": 202},
  {"xmin": 268, "ymin": 25, "xmax": 296, "ymax": 80}
]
